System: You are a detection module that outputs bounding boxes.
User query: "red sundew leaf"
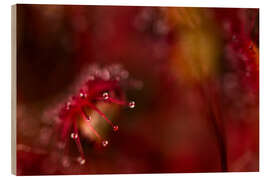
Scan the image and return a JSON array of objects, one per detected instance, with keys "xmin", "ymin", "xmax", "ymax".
[{"xmin": 46, "ymin": 64, "xmax": 140, "ymax": 166}]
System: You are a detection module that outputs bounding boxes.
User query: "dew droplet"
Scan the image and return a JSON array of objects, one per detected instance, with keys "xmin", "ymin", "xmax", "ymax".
[
  {"xmin": 79, "ymin": 90, "xmax": 87, "ymax": 98},
  {"xmin": 77, "ymin": 156, "xmax": 86, "ymax": 165},
  {"xmin": 102, "ymin": 92, "xmax": 109, "ymax": 100},
  {"xmin": 102, "ymin": 140, "xmax": 109, "ymax": 147},
  {"xmin": 70, "ymin": 133, "xmax": 78, "ymax": 139},
  {"xmin": 113, "ymin": 125, "xmax": 119, "ymax": 132},
  {"xmin": 79, "ymin": 92, "xmax": 83, "ymax": 97},
  {"xmin": 128, "ymin": 101, "xmax": 135, "ymax": 109}
]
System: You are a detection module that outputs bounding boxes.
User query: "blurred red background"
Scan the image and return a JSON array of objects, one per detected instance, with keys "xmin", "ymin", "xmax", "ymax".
[{"xmin": 16, "ymin": 5, "xmax": 259, "ymax": 175}]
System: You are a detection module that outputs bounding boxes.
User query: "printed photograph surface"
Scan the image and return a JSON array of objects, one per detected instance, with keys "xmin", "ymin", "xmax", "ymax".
[{"xmin": 16, "ymin": 4, "xmax": 259, "ymax": 175}]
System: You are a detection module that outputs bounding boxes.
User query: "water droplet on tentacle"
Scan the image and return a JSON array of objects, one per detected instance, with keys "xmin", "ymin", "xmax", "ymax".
[
  {"xmin": 128, "ymin": 101, "xmax": 135, "ymax": 109},
  {"xmin": 70, "ymin": 133, "xmax": 78, "ymax": 139},
  {"xmin": 79, "ymin": 92, "xmax": 87, "ymax": 99},
  {"xmin": 102, "ymin": 92, "xmax": 109, "ymax": 100},
  {"xmin": 113, "ymin": 125, "xmax": 119, "ymax": 132},
  {"xmin": 77, "ymin": 156, "xmax": 86, "ymax": 165},
  {"xmin": 102, "ymin": 140, "xmax": 109, "ymax": 147}
]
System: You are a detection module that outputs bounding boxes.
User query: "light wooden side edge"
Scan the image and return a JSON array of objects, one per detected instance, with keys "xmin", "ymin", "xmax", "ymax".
[{"xmin": 11, "ymin": 4, "xmax": 17, "ymax": 175}]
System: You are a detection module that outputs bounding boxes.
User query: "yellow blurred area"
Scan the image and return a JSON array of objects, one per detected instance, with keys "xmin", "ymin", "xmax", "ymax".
[
  {"xmin": 79, "ymin": 102, "xmax": 120, "ymax": 142},
  {"xmin": 168, "ymin": 8, "xmax": 222, "ymax": 84}
]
